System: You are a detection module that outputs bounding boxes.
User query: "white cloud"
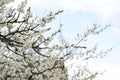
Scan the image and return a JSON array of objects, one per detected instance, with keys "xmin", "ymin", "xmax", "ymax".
[
  {"xmin": 93, "ymin": 63, "xmax": 120, "ymax": 80},
  {"xmin": 77, "ymin": 0, "xmax": 120, "ymax": 20},
  {"xmin": 66, "ymin": 56, "xmax": 120, "ymax": 80},
  {"xmin": 111, "ymin": 27, "xmax": 120, "ymax": 36},
  {"xmin": 28, "ymin": 0, "xmax": 120, "ymax": 20},
  {"xmin": 28, "ymin": 0, "xmax": 60, "ymax": 10}
]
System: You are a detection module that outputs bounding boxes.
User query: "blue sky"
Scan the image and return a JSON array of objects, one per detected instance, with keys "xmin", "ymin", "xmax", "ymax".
[
  {"xmin": 28, "ymin": 0, "xmax": 120, "ymax": 80},
  {"xmin": 12, "ymin": 0, "xmax": 120, "ymax": 79}
]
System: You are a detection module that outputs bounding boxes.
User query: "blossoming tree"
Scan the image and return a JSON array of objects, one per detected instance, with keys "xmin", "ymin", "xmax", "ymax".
[{"xmin": 0, "ymin": 0, "xmax": 111, "ymax": 80}]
